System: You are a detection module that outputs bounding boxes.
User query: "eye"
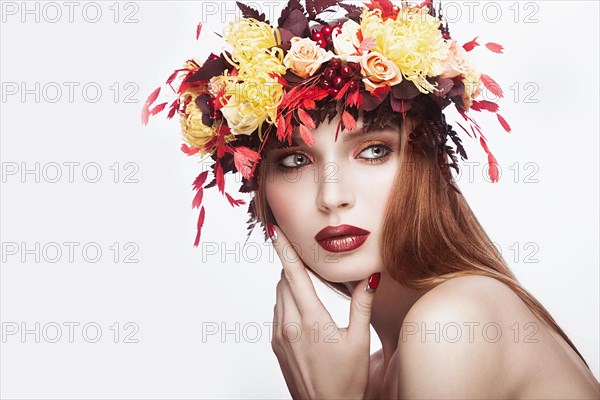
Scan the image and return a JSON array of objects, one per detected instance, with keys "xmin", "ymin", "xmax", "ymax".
[
  {"xmin": 278, "ymin": 152, "xmax": 311, "ymax": 169},
  {"xmin": 358, "ymin": 144, "xmax": 393, "ymax": 163}
]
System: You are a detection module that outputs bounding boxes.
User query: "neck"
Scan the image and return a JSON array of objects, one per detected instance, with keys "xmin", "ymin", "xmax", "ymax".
[{"xmin": 346, "ymin": 269, "xmax": 428, "ymax": 369}]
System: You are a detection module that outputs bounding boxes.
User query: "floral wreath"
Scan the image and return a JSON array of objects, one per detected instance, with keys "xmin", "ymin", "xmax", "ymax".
[{"xmin": 142, "ymin": 0, "xmax": 511, "ymax": 248}]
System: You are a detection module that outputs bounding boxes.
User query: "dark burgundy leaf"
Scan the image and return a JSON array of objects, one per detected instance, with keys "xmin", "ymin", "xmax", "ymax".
[
  {"xmin": 187, "ymin": 58, "xmax": 228, "ymax": 82},
  {"xmin": 236, "ymin": 1, "xmax": 268, "ymax": 23},
  {"xmin": 281, "ymin": 9, "xmax": 310, "ymax": 37},
  {"xmin": 278, "ymin": 0, "xmax": 305, "ymax": 28},
  {"xmin": 392, "ymin": 79, "xmax": 421, "ymax": 100}
]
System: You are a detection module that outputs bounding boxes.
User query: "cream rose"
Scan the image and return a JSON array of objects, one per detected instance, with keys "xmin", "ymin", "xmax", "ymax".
[
  {"xmin": 221, "ymin": 96, "xmax": 264, "ymax": 136},
  {"xmin": 332, "ymin": 20, "xmax": 362, "ymax": 59},
  {"xmin": 283, "ymin": 37, "xmax": 334, "ymax": 78},
  {"xmin": 360, "ymin": 51, "xmax": 403, "ymax": 92},
  {"xmin": 440, "ymin": 39, "xmax": 470, "ymax": 79}
]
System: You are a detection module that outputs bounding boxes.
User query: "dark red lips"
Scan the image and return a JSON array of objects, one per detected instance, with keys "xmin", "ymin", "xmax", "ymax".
[{"xmin": 315, "ymin": 224, "xmax": 370, "ymax": 253}]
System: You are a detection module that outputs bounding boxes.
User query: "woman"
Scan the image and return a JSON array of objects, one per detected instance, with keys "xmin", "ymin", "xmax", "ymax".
[
  {"xmin": 144, "ymin": 0, "xmax": 600, "ymax": 397},
  {"xmin": 255, "ymin": 111, "xmax": 600, "ymax": 399}
]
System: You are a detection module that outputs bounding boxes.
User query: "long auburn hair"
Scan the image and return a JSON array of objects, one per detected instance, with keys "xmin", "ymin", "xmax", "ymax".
[{"xmin": 249, "ymin": 109, "xmax": 590, "ymax": 369}]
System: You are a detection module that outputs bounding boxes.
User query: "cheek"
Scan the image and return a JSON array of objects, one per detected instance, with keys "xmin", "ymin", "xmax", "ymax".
[{"xmin": 265, "ymin": 172, "xmax": 316, "ymax": 236}]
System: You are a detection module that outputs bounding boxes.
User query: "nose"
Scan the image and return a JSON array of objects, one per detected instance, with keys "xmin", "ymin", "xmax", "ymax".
[{"xmin": 316, "ymin": 162, "xmax": 355, "ymax": 213}]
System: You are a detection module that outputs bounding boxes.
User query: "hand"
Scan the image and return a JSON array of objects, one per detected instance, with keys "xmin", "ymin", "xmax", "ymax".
[{"xmin": 269, "ymin": 223, "xmax": 381, "ymax": 399}]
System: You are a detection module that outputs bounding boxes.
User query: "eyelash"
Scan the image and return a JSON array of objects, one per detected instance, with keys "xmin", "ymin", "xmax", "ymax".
[{"xmin": 275, "ymin": 143, "xmax": 395, "ymax": 171}]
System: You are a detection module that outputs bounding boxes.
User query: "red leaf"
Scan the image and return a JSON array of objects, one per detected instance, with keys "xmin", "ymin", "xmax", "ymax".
[
  {"xmin": 225, "ymin": 192, "xmax": 246, "ymax": 207},
  {"xmin": 215, "ymin": 162, "xmax": 225, "ymax": 193},
  {"xmin": 479, "ymin": 136, "xmax": 491, "ymax": 154},
  {"xmin": 233, "ymin": 146, "xmax": 261, "ymax": 180},
  {"xmin": 346, "ymin": 89, "xmax": 362, "ymax": 108},
  {"xmin": 276, "ymin": 114, "xmax": 287, "ymax": 142},
  {"xmin": 302, "ymin": 98, "xmax": 317, "ymax": 110},
  {"xmin": 497, "ymin": 113, "xmax": 512, "ymax": 133},
  {"xmin": 149, "ymin": 102, "xmax": 167, "ymax": 116},
  {"xmin": 145, "ymin": 87, "xmax": 161, "ymax": 107},
  {"xmin": 196, "ymin": 22, "xmax": 203, "ymax": 40},
  {"xmin": 141, "ymin": 103, "xmax": 150, "ymax": 126},
  {"xmin": 181, "ymin": 143, "xmax": 201, "ymax": 156},
  {"xmin": 192, "ymin": 171, "xmax": 209, "ymax": 191},
  {"xmin": 487, "ymin": 152, "xmax": 499, "ymax": 183},
  {"xmin": 299, "ymin": 124, "xmax": 315, "ymax": 147},
  {"xmin": 297, "ymin": 108, "xmax": 316, "ymax": 129},
  {"xmin": 485, "ymin": 42, "xmax": 504, "ymax": 54},
  {"xmin": 463, "ymin": 36, "xmax": 480, "ymax": 52},
  {"xmin": 334, "ymin": 81, "xmax": 351, "ymax": 101},
  {"xmin": 192, "ymin": 188, "xmax": 203, "ymax": 209},
  {"xmin": 371, "ymin": 85, "xmax": 391, "ymax": 100},
  {"xmin": 342, "ymin": 111, "xmax": 357, "ymax": 132},
  {"xmin": 193, "ymin": 206, "xmax": 205, "ymax": 247},
  {"xmin": 167, "ymin": 99, "xmax": 180, "ymax": 119},
  {"xmin": 470, "ymin": 100, "xmax": 499, "ymax": 113},
  {"xmin": 480, "ymin": 73, "xmax": 503, "ymax": 98},
  {"xmin": 166, "ymin": 69, "xmax": 181, "ymax": 86}
]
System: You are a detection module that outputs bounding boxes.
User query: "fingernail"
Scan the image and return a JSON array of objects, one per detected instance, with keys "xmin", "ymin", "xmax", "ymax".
[
  {"xmin": 267, "ymin": 223, "xmax": 278, "ymax": 241},
  {"xmin": 365, "ymin": 273, "xmax": 381, "ymax": 292}
]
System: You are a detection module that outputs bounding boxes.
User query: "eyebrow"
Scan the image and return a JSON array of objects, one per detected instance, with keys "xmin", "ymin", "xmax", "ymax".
[{"xmin": 287, "ymin": 127, "xmax": 392, "ymax": 146}]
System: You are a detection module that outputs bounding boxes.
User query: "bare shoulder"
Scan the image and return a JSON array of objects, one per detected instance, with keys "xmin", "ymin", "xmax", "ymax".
[
  {"xmin": 396, "ymin": 275, "xmax": 539, "ymax": 399},
  {"xmin": 396, "ymin": 274, "xmax": 600, "ymax": 399}
]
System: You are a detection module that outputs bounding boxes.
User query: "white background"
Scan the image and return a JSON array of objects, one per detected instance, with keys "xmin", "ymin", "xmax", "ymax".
[{"xmin": 1, "ymin": 1, "xmax": 598, "ymax": 398}]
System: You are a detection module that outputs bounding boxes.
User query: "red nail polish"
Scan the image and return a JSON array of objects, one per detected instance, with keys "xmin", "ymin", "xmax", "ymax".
[{"xmin": 366, "ymin": 273, "xmax": 381, "ymax": 291}]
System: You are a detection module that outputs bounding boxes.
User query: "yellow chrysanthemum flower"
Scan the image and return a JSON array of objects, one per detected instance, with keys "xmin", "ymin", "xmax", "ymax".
[
  {"xmin": 179, "ymin": 92, "xmax": 216, "ymax": 154},
  {"xmin": 360, "ymin": 5, "xmax": 449, "ymax": 94},
  {"xmin": 220, "ymin": 18, "xmax": 287, "ymax": 137}
]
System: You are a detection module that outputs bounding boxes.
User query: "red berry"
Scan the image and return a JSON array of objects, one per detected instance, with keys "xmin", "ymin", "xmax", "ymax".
[
  {"xmin": 321, "ymin": 79, "xmax": 332, "ymax": 89},
  {"xmin": 348, "ymin": 62, "xmax": 361, "ymax": 72},
  {"xmin": 329, "ymin": 58, "xmax": 342, "ymax": 71},
  {"xmin": 321, "ymin": 25, "xmax": 333, "ymax": 38},
  {"xmin": 348, "ymin": 81, "xmax": 359, "ymax": 92},
  {"xmin": 317, "ymin": 38, "xmax": 327, "ymax": 48},
  {"xmin": 333, "ymin": 76, "xmax": 345, "ymax": 89},
  {"xmin": 208, "ymin": 98, "xmax": 216, "ymax": 108},
  {"xmin": 340, "ymin": 65, "xmax": 353, "ymax": 79},
  {"xmin": 328, "ymin": 88, "xmax": 340, "ymax": 97},
  {"xmin": 323, "ymin": 68, "xmax": 336, "ymax": 81},
  {"xmin": 311, "ymin": 31, "xmax": 324, "ymax": 41}
]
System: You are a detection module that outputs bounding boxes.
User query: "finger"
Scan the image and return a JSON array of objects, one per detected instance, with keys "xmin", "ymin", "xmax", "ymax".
[
  {"xmin": 279, "ymin": 269, "xmax": 302, "ymax": 324},
  {"xmin": 348, "ymin": 272, "xmax": 381, "ymax": 338},
  {"xmin": 269, "ymin": 223, "xmax": 325, "ymax": 318}
]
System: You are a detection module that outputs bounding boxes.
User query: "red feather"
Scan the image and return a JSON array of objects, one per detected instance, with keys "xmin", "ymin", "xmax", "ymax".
[
  {"xmin": 480, "ymin": 73, "xmax": 503, "ymax": 98},
  {"xmin": 302, "ymin": 98, "xmax": 317, "ymax": 110},
  {"xmin": 193, "ymin": 206, "xmax": 205, "ymax": 247},
  {"xmin": 299, "ymin": 124, "xmax": 316, "ymax": 147},
  {"xmin": 196, "ymin": 22, "xmax": 203, "ymax": 40},
  {"xmin": 470, "ymin": 100, "xmax": 499, "ymax": 113},
  {"xmin": 487, "ymin": 152, "xmax": 499, "ymax": 183},
  {"xmin": 342, "ymin": 111, "xmax": 357, "ymax": 132},
  {"xmin": 479, "ymin": 137, "xmax": 491, "ymax": 154},
  {"xmin": 463, "ymin": 36, "xmax": 480, "ymax": 52},
  {"xmin": 497, "ymin": 113, "xmax": 512, "ymax": 133},
  {"xmin": 297, "ymin": 108, "xmax": 316, "ymax": 129},
  {"xmin": 455, "ymin": 121, "xmax": 473, "ymax": 139},
  {"xmin": 485, "ymin": 42, "xmax": 504, "ymax": 54}
]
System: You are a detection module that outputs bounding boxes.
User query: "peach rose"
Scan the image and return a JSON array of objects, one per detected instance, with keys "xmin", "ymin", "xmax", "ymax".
[
  {"xmin": 440, "ymin": 39, "xmax": 469, "ymax": 79},
  {"xmin": 360, "ymin": 51, "xmax": 403, "ymax": 93},
  {"xmin": 283, "ymin": 37, "xmax": 334, "ymax": 78}
]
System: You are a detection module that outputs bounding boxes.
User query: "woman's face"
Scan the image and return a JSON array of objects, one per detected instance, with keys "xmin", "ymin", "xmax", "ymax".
[{"xmin": 264, "ymin": 114, "xmax": 401, "ymax": 283}]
